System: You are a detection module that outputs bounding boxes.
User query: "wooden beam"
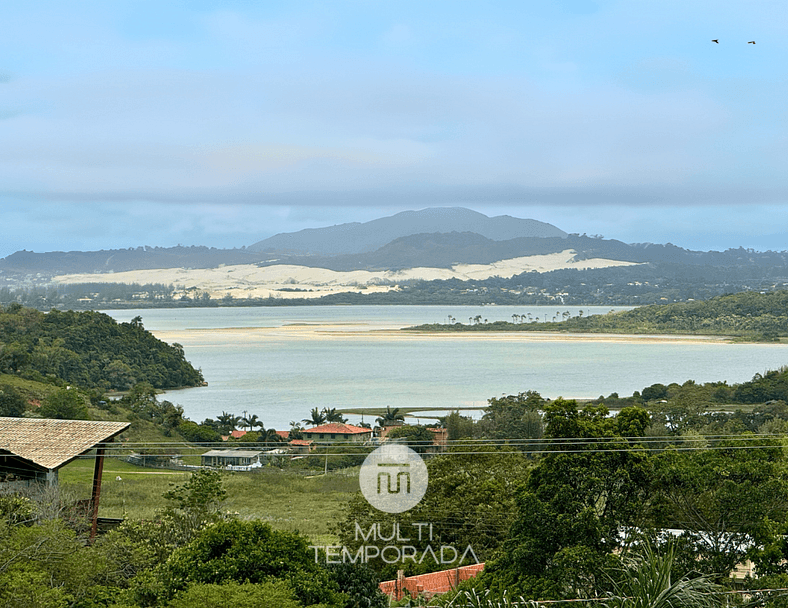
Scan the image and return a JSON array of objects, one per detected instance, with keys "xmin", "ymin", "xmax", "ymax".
[{"xmin": 89, "ymin": 440, "xmax": 111, "ymax": 540}]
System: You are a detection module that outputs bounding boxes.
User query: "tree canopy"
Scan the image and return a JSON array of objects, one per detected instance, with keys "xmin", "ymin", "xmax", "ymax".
[{"xmin": 0, "ymin": 306, "xmax": 203, "ymax": 390}]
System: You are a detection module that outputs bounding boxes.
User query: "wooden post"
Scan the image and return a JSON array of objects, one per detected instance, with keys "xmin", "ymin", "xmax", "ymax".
[
  {"xmin": 396, "ymin": 569, "xmax": 405, "ymax": 601},
  {"xmin": 89, "ymin": 440, "xmax": 110, "ymax": 540}
]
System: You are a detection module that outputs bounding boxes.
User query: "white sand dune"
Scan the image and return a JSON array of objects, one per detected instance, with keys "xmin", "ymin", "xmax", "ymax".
[{"xmin": 52, "ymin": 249, "xmax": 639, "ymax": 300}]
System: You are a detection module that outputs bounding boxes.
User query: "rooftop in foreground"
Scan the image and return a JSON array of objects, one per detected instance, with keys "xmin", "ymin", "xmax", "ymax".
[{"xmin": 0, "ymin": 417, "xmax": 130, "ymax": 471}]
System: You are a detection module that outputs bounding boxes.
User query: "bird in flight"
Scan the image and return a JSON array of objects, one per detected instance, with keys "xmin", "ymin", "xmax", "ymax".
[
  {"xmin": 712, "ymin": 39, "xmax": 719, "ymax": 43},
  {"xmin": 748, "ymin": 41, "xmax": 756, "ymax": 44}
]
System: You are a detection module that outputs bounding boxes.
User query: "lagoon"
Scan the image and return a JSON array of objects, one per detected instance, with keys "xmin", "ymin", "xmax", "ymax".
[{"xmin": 104, "ymin": 306, "xmax": 788, "ymax": 431}]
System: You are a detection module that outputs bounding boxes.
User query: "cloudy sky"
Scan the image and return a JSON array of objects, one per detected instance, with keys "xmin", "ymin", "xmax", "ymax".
[{"xmin": 1, "ymin": 0, "xmax": 786, "ymax": 258}]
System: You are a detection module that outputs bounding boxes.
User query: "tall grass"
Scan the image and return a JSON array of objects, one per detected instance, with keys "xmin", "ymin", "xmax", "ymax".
[{"xmin": 58, "ymin": 458, "xmax": 358, "ymax": 541}]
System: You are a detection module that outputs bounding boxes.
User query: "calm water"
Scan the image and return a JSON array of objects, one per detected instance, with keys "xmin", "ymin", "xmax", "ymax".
[{"xmin": 104, "ymin": 306, "xmax": 788, "ymax": 431}]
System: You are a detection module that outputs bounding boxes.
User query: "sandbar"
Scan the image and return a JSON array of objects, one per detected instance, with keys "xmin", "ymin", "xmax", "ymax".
[{"xmin": 150, "ymin": 324, "xmax": 737, "ymax": 347}]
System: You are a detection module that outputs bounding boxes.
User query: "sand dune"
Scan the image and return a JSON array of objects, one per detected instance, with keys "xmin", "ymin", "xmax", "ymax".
[{"xmin": 52, "ymin": 249, "xmax": 639, "ymax": 300}]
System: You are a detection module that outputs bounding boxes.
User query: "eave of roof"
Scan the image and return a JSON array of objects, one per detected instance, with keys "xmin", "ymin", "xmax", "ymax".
[
  {"xmin": 0, "ymin": 417, "xmax": 130, "ymax": 471},
  {"xmin": 301, "ymin": 423, "xmax": 372, "ymax": 435}
]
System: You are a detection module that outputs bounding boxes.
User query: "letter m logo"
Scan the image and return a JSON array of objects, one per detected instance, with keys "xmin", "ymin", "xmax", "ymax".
[{"xmin": 376, "ymin": 463, "xmax": 411, "ymax": 494}]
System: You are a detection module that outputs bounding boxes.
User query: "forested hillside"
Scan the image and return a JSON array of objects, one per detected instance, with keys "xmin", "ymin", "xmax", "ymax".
[{"xmin": 0, "ymin": 303, "xmax": 203, "ymax": 390}]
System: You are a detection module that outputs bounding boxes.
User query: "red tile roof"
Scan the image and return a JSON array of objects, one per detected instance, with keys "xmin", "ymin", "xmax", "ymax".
[
  {"xmin": 288, "ymin": 439, "xmax": 313, "ymax": 446},
  {"xmin": 229, "ymin": 430, "xmax": 246, "ymax": 438},
  {"xmin": 275, "ymin": 430, "xmax": 290, "ymax": 439},
  {"xmin": 301, "ymin": 423, "xmax": 372, "ymax": 435},
  {"xmin": 0, "ymin": 417, "xmax": 130, "ymax": 470}
]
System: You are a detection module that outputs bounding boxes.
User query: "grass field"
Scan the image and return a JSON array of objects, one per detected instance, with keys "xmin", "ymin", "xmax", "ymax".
[{"xmin": 58, "ymin": 457, "xmax": 358, "ymax": 542}]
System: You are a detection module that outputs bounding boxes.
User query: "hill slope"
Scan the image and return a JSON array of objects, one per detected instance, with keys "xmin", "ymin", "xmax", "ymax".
[{"xmin": 0, "ymin": 304, "xmax": 204, "ymax": 389}]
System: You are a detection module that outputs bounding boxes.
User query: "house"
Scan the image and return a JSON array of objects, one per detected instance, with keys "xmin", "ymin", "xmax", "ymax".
[
  {"xmin": 220, "ymin": 429, "xmax": 248, "ymax": 441},
  {"xmin": 288, "ymin": 439, "xmax": 314, "ymax": 454},
  {"xmin": 428, "ymin": 427, "xmax": 448, "ymax": 452},
  {"xmin": 378, "ymin": 421, "xmax": 405, "ymax": 439},
  {"xmin": 0, "ymin": 417, "xmax": 130, "ymax": 539},
  {"xmin": 379, "ymin": 424, "xmax": 448, "ymax": 452},
  {"xmin": 200, "ymin": 449, "xmax": 262, "ymax": 468},
  {"xmin": 300, "ymin": 423, "xmax": 372, "ymax": 442}
]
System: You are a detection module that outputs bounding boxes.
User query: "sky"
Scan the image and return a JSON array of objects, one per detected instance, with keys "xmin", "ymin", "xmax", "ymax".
[{"xmin": 1, "ymin": 0, "xmax": 787, "ymax": 258}]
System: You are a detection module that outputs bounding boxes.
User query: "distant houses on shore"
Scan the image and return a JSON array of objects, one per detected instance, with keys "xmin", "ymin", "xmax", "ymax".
[{"xmin": 202, "ymin": 421, "xmax": 448, "ymax": 469}]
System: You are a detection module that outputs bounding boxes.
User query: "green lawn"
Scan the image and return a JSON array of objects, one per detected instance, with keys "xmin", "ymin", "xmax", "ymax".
[{"xmin": 58, "ymin": 458, "xmax": 358, "ymax": 542}]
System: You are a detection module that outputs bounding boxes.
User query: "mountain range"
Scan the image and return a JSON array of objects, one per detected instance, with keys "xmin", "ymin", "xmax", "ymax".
[
  {"xmin": 1, "ymin": 206, "xmax": 787, "ymax": 279},
  {"xmin": 248, "ymin": 207, "xmax": 567, "ymax": 255}
]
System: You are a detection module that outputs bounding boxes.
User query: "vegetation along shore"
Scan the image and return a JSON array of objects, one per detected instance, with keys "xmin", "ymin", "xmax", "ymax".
[{"xmin": 404, "ymin": 290, "xmax": 788, "ymax": 342}]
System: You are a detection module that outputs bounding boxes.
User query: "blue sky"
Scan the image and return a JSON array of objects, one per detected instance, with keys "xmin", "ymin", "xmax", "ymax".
[{"xmin": 1, "ymin": 1, "xmax": 786, "ymax": 257}]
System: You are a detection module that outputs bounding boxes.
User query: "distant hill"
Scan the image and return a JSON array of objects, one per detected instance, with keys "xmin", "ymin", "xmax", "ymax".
[
  {"xmin": 0, "ymin": 246, "xmax": 269, "ymax": 275},
  {"xmin": 3, "ymin": 232, "xmax": 788, "ymax": 279},
  {"xmin": 248, "ymin": 207, "xmax": 567, "ymax": 255},
  {"xmin": 257, "ymin": 232, "xmax": 788, "ymax": 272}
]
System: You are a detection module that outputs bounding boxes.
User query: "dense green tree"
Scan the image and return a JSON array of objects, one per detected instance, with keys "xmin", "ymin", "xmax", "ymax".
[
  {"xmin": 104, "ymin": 359, "xmax": 136, "ymax": 390},
  {"xmin": 158, "ymin": 520, "xmax": 342, "ymax": 606},
  {"xmin": 651, "ymin": 438, "xmax": 788, "ymax": 578},
  {"xmin": 121, "ymin": 382, "xmax": 184, "ymax": 434},
  {"xmin": 39, "ymin": 387, "xmax": 89, "ymax": 419},
  {"xmin": 440, "ymin": 410, "xmax": 477, "ymax": 440},
  {"xmin": 480, "ymin": 391, "xmax": 545, "ymax": 440},
  {"xmin": 164, "ymin": 580, "xmax": 302, "ymax": 608},
  {"xmin": 162, "ymin": 469, "xmax": 227, "ymax": 517},
  {"xmin": 325, "ymin": 563, "xmax": 388, "ymax": 608},
  {"xmin": 176, "ymin": 420, "xmax": 221, "ymax": 444},
  {"xmin": 385, "ymin": 424, "xmax": 435, "ymax": 453},
  {"xmin": 482, "ymin": 401, "xmax": 652, "ymax": 599},
  {"xmin": 0, "ymin": 384, "xmax": 26, "ymax": 417}
]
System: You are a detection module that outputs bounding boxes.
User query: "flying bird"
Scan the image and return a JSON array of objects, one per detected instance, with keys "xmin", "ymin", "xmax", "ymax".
[
  {"xmin": 748, "ymin": 40, "xmax": 756, "ymax": 44},
  {"xmin": 712, "ymin": 39, "xmax": 719, "ymax": 43}
]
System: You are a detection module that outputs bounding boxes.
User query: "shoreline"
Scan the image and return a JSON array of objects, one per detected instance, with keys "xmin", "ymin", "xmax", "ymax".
[{"xmin": 150, "ymin": 324, "xmax": 740, "ymax": 346}]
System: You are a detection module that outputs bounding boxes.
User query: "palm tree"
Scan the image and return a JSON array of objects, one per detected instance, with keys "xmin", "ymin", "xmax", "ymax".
[
  {"xmin": 303, "ymin": 407, "xmax": 327, "ymax": 426},
  {"xmin": 289, "ymin": 420, "xmax": 304, "ymax": 439},
  {"xmin": 322, "ymin": 407, "xmax": 347, "ymax": 423},
  {"xmin": 258, "ymin": 426, "xmax": 283, "ymax": 445},
  {"xmin": 217, "ymin": 411, "xmax": 241, "ymax": 434},
  {"xmin": 602, "ymin": 541, "xmax": 723, "ymax": 608},
  {"xmin": 241, "ymin": 413, "xmax": 262, "ymax": 431},
  {"xmin": 376, "ymin": 406, "xmax": 405, "ymax": 427}
]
